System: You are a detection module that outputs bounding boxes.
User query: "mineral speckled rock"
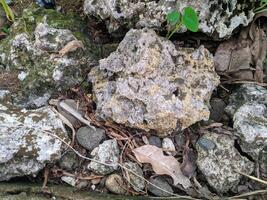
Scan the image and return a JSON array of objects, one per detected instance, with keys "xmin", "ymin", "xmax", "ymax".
[
  {"xmin": 0, "ymin": 102, "xmax": 68, "ymax": 181},
  {"xmin": 89, "ymin": 28, "xmax": 219, "ymax": 136},
  {"xmin": 123, "ymin": 161, "xmax": 145, "ymax": 192},
  {"xmin": 0, "ymin": 8, "xmax": 98, "ymax": 108},
  {"xmin": 196, "ymin": 131, "xmax": 254, "ymax": 193},
  {"xmin": 84, "ymin": 0, "xmax": 255, "ymax": 38},
  {"xmin": 233, "ymin": 102, "xmax": 267, "ymax": 158},
  {"xmin": 88, "ymin": 139, "xmax": 120, "ymax": 175},
  {"xmin": 226, "ymin": 84, "xmax": 267, "ymax": 157}
]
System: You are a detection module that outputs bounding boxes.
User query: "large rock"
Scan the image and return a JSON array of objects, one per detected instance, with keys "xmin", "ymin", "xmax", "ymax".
[
  {"xmin": 89, "ymin": 28, "xmax": 219, "ymax": 136},
  {"xmin": 0, "ymin": 8, "xmax": 99, "ymax": 108},
  {"xmin": 226, "ymin": 84, "xmax": 267, "ymax": 157},
  {"xmin": 0, "ymin": 101, "xmax": 68, "ymax": 181},
  {"xmin": 196, "ymin": 131, "xmax": 254, "ymax": 193},
  {"xmin": 84, "ymin": 0, "xmax": 256, "ymax": 38}
]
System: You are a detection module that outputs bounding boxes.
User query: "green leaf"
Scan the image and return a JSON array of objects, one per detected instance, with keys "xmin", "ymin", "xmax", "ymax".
[
  {"xmin": 166, "ymin": 10, "xmax": 181, "ymax": 26},
  {"xmin": 182, "ymin": 7, "xmax": 199, "ymax": 32}
]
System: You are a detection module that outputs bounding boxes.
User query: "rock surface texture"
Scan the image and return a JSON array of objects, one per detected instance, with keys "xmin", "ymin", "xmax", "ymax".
[
  {"xmin": 89, "ymin": 28, "xmax": 219, "ymax": 136},
  {"xmin": 226, "ymin": 84, "xmax": 267, "ymax": 157},
  {"xmin": 0, "ymin": 8, "xmax": 98, "ymax": 108},
  {"xmin": 196, "ymin": 131, "xmax": 254, "ymax": 193},
  {"xmin": 88, "ymin": 139, "xmax": 120, "ymax": 175},
  {"xmin": 0, "ymin": 101, "xmax": 67, "ymax": 181},
  {"xmin": 84, "ymin": 0, "xmax": 255, "ymax": 38}
]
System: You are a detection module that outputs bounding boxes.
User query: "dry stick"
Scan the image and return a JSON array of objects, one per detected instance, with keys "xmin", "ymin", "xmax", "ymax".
[
  {"xmin": 58, "ymin": 100, "xmax": 96, "ymax": 131},
  {"xmin": 228, "ymin": 190, "xmax": 267, "ymax": 199},
  {"xmin": 235, "ymin": 170, "xmax": 267, "ymax": 186},
  {"xmin": 39, "ymin": 128, "xmax": 198, "ymax": 200}
]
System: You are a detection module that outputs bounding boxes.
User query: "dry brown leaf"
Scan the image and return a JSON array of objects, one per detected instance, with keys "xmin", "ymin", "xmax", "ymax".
[{"xmin": 132, "ymin": 145, "xmax": 191, "ymax": 189}]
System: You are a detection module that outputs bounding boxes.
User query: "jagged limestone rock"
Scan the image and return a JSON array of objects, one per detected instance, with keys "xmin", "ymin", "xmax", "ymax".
[
  {"xmin": 226, "ymin": 84, "xmax": 267, "ymax": 158},
  {"xmin": 196, "ymin": 131, "xmax": 254, "ymax": 193},
  {"xmin": 0, "ymin": 7, "xmax": 99, "ymax": 108},
  {"xmin": 0, "ymin": 101, "xmax": 68, "ymax": 181},
  {"xmin": 84, "ymin": 0, "xmax": 256, "ymax": 38},
  {"xmin": 89, "ymin": 28, "xmax": 219, "ymax": 136}
]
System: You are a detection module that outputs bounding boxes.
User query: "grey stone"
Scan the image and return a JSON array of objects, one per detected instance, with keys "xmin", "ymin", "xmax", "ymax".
[
  {"xmin": 84, "ymin": 0, "xmax": 255, "ymax": 39},
  {"xmin": 58, "ymin": 151, "xmax": 79, "ymax": 171},
  {"xmin": 0, "ymin": 8, "xmax": 98, "ymax": 108},
  {"xmin": 225, "ymin": 84, "xmax": 267, "ymax": 116},
  {"xmin": 89, "ymin": 28, "xmax": 219, "ymax": 137},
  {"xmin": 76, "ymin": 126, "xmax": 106, "ymax": 151},
  {"xmin": 147, "ymin": 176, "xmax": 173, "ymax": 197},
  {"xmin": 196, "ymin": 131, "xmax": 254, "ymax": 193},
  {"xmin": 105, "ymin": 174, "xmax": 127, "ymax": 194},
  {"xmin": 209, "ymin": 98, "xmax": 226, "ymax": 122},
  {"xmin": 148, "ymin": 135, "xmax": 161, "ymax": 148},
  {"xmin": 162, "ymin": 138, "xmax": 175, "ymax": 155},
  {"xmin": 123, "ymin": 161, "xmax": 145, "ymax": 192},
  {"xmin": 88, "ymin": 139, "xmax": 120, "ymax": 175},
  {"xmin": 0, "ymin": 102, "xmax": 68, "ymax": 181},
  {"xmin": 225, "ymin": 84, "xmax": 267, "ymax": 158},
  {"xmin": 233, "ymin": 102, "xmax": 267, "ymax": 158}
]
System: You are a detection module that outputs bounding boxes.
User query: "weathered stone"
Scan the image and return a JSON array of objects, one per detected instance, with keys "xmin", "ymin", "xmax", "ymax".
[
  {"xmin": 0, "ymin": 102, "xmax": 68, "ymax": 181},
  {"xmin": 89, "ymin": 28, "xmax": 219, "ymax": 137},
  {"xmin": 88, "ymin": 139, "xmax": 120, "ymax": 175},
  {"xmin": 105, "ymin": 174, "xmax": 127, "ymax": 195},
  {"xmin": 123, "ymin": 161, "xmax": 145, "ymax": 192},
  {"xmin": 233, "ymin": 102, "xmax": 267, "ymax": 158},
  {"xmin": 147, "ymin": 176, "xmax": 173, "ymax": 197},
  {"xmin": 226, "ymin": 84, "xmax": 267, "ymax": 158},
  {"xmin": 196, "ymin": 131, "xmax": 254, "ymax": 193},
  {"xmin": 76, "ymin": 126, "xmax": 106, "ymax": 151},
  {"xmin": 58, "ymin": 151, "xmax": 79, "ymax": 171},
  {"xmin": 0, "ymin": 8, "xmax": 99, "ymax": 108},
  {"xmin": 84, "ymin": 0, "xmax": 255, "ymax": 39},
  {"xmin": 225, "ymin": 84, "xmax": 267, "ymax": 116}
]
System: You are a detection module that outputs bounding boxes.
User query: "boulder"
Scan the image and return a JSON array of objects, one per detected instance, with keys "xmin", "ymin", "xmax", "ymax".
[
  {"xmin": 89, "ymin": 28, "xmax": 219, "ymax": 136},
  {"xmin": 84, "ymin": 0, "xmax": 256, "ymax": 38}
]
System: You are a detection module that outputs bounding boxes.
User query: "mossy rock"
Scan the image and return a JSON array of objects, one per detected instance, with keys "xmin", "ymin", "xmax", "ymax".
[{"xmin": 0, "ymin": 7, "xmax": 101, "ymax": 108}]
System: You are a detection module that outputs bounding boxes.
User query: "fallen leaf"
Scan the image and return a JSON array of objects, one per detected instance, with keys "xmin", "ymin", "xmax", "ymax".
[{"xmin": 132, "ymin": 145, "xmax": 191, "ymax": 189}]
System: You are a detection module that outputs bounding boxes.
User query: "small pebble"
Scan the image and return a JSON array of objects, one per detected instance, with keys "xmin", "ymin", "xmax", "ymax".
[
  {"xmin": 76, "ymin": 126, "xmax": 106, "ymax": 151},
  {"xmin": 59, "ymin": 151, "xmax": 79, "ymax": 171},
  {"xmin": 124, "ymin": 162, "xmax": 145, "ymax": 192},
  {"xmin": 162, "ymin": 138, "xmax": 176, "ymax": 155},
  {"xmin": 209, "ymin": 98, "xmax": 226, "ymax": 122},
  {"xmin": 61, "ymin": 176, "xmax": 76, "ymax": 187},
  {"xmin": 148, "ymin": 135, "xmax": 162, "ymax": 148},
  {"xmin": 105, "ymin": 174, "xmax": 127, "ymax": 195},
  {"xmin": 197, "ymin": 137, "xmax": 216, "ymax": 151},
  {"xmin": 148, "ymin": 176, "xmax": 173, "ymax": 197}
]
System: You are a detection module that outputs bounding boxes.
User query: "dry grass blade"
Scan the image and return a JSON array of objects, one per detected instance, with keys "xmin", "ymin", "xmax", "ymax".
[
  {"xmin": 235, "ymin": 170, "xmax": 267, "ymax": 185},
  {"xmin": 228, "ymin": 189, "xmax": 267, "ymax": 199}
]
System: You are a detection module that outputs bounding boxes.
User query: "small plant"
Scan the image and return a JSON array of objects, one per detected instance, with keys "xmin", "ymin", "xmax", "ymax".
[
  {"xmin": 0, "ymin": 0, "xmax": 14, "ymax": 22},
  {"xmin": 166, "ymin": 6, "xmax": 199, "ymax": 39},
  {"xmin": 254, "ymin": 0, "xmax": 267, "ymax": 14}
]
